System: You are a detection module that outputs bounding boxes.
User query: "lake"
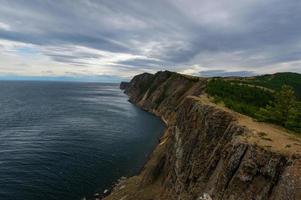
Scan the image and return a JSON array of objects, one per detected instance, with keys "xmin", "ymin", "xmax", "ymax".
[{"xmin": 0, "ymin": 81, "xmax": 165, "ymax": 200}]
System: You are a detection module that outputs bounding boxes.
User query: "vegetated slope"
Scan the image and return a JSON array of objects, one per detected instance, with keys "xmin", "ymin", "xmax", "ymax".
[
  {"xmin": 206, "ymin": 79, "xmax": 274, "ymax": 117},
  {"xmin": 234, "ymin": 72, "xmax": 301, "ymax": 100},
  {"xmin": 104, "ymin": 71, "xmax": 301, "ymax": 200},
  {"xmin": 206, "ymin": 73, "xmax": 301, "ymax": 133}
]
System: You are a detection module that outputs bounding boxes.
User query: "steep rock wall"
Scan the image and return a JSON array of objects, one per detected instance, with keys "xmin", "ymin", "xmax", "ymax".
[{"xmin": 104, "ymin": 71, "xmax": 301, "ymax": 200}]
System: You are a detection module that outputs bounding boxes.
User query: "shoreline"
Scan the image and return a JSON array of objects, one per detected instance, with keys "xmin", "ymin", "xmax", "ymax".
[{"xmin": 90, "ymin": 97, "xmax": 168, "ymax": 200}]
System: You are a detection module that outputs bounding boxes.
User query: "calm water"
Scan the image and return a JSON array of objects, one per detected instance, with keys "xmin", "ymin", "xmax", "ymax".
[{"xmin": 0, "ymin": 81, "xmax": 165, "ymax": 200}]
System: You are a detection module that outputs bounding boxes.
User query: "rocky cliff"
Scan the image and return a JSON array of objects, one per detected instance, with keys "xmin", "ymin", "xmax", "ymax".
[{"xmin": 104, "ymin": 71, "xmax": 301, "ymax": 200}]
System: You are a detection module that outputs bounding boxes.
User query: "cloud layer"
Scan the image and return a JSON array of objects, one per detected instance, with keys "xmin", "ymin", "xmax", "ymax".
[{"xmin": 0, "ymin": 0, "xmax": 301, "ymax": 80}]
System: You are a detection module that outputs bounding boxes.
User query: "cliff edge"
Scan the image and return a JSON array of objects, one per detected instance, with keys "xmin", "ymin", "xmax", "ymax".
[{"xmin": 104, "ymin": 71, "xmax": 301, "ymax": 200}]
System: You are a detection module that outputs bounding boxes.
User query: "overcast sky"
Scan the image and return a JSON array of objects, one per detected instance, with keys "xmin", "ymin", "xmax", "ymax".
[{"xmin": 0, "ymin": 0, "xmax": 300, "ymax": 81}]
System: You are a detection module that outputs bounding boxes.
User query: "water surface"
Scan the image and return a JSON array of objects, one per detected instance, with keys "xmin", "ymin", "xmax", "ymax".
[{"xmin": 0, "ymin": 81, "xmax": 165, "ymax": 200}]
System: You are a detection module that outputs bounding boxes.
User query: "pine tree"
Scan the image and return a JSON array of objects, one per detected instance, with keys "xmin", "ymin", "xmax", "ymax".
[
  {"xmin": 273, "ymin": 85, "xmax": 296, "ymax": 125},
  {"xmin": 256, "ymin": 85, "xmax": 300, "ymax": 132},
  {"xmin": 285, "ymin": 101, "xmax": 301, "ymax": 132}
]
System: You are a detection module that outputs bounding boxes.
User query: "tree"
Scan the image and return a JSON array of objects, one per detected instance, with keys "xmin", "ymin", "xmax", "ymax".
[
  {"xmin": 273, "ymin": 85, "xmax": 296, "ymax": 125},
  {"xmin": 285, "ymin": 101, "xmax": 301, "ymax": 132},
  {"xmin": 256, "ymin": 85, "xmax": 298, "ymax": 126}
]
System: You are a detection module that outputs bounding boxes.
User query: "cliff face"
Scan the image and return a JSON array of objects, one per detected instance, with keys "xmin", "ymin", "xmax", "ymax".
[{"xmin": 104, "ymin": 71, "xmax": 301, "ymax": 200}]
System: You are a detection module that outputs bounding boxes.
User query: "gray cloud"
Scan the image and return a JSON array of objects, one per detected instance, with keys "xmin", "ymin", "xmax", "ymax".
[{"xmin": 0, "ymin": 0, "xmax": 300, "ymax": 79}]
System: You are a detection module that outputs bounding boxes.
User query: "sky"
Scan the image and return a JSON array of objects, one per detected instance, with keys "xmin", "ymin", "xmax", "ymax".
[{"xmin": 0, "ymin": 0, "xmax": 301, "ymax": 82}]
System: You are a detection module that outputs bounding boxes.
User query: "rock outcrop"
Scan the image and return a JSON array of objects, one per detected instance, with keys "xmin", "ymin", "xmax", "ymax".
[
  {"xmin": 104, "ymin": 71, "xmax": 301, "ymax": 200},
  {"xmin": 120, "ymin": 82, "xmax": 130, "ymax": 90}
]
